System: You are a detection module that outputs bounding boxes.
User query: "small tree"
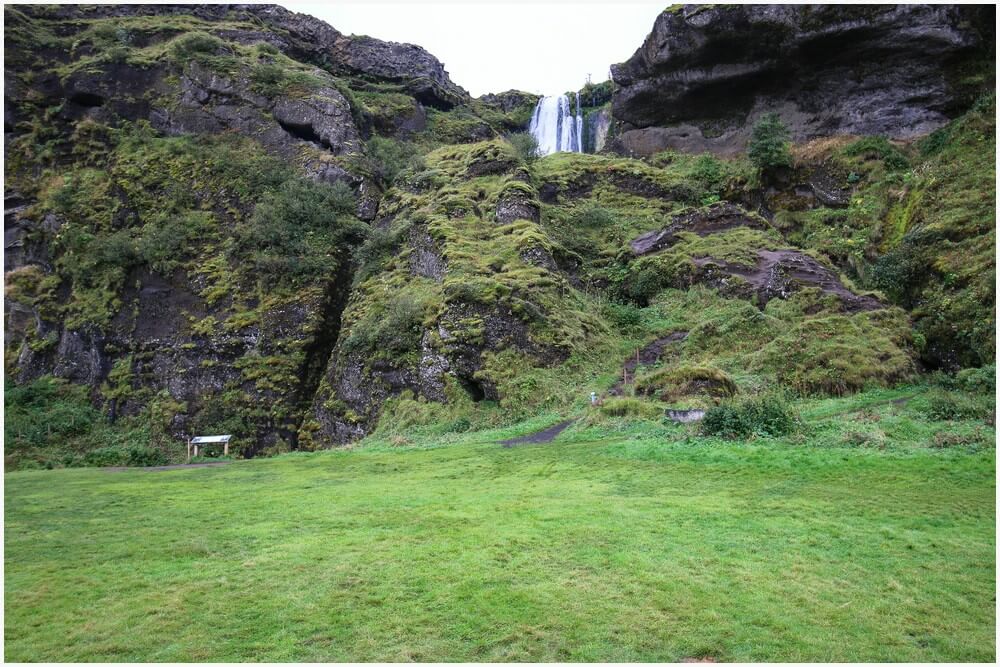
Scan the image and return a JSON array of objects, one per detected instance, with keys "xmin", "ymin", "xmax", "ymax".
[
  {"xmin": 748, "ymin": 113, "xmax": 792, "ymax": 172},
  {"xmin": 507, "ymin": 132, "xmax": 539, "ymax": 165}
]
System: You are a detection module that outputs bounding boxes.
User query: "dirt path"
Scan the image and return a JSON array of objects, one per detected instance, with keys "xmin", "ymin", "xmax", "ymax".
[
  {"xmin": 609, "ymin": 331, "xmax": 688, "ymax": 396},
  {"xmin": 500, "ymin": 419, "xmax": 576, "ymax": 447},
  {"xmin": 104, "ymin": 461, "xmax": 232, "ymax": 473}
]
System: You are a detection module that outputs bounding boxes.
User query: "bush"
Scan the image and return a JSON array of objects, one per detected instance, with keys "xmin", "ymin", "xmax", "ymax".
[
  {"xmin": 83, "ymin": 445, "xmax": 166, "ymax": 467},
  {"xmin": 922, "ymin": 389, "xmax": 992, "ymax": 421},
  {"xmin": 691, "ymin": 153, "xmax": 724, "ymax": 188},
  {"xmin": 353, "ymin": 222, "xmax": 409, "ymax": 283},
  {"xmin": 599, "ymin": 398, "xmax": 663, "ymax": 419},
  {"xmin": 250, "ymin": 63, "xmax": 286, "ymax": 97},
  {"xmin": 955, "ymin": 365, "xmax": 995, "ymax": 394},
  {"xmin": 748, "ymin": 113, "xmax": 792, "ymax": 172},
  {"xmin": 5, "ymin": 377, "xmax": 100, "ymax": 449},
  {"xmin": 635, "ymin": 365, "xmax": 737, "ymax": 401},
  {"xmin": 170, "ymin": 31, "xmax": 223, "ymax": 58},
  {"xmin": 601, "ymin": 301, "xmax": 642, "ymax": 333},
  {"xmin": 843, "ymin": 136, "xmax": 909, "ymax": 171},
  {"xmin": 701, "ymin": 396, "xmax": 795, "ymax": 439},
  {"xmin": 507, "ymin": 132, "xmax": 539, "ymax": 165},
  {"xmin": 232, "ymin": 178, "xmax": 361, "ymax": 284},
  {"xmin": 868, "ymin": 237, "xmax": 927, "ymax": 305},
  {"xmin": 573, "ymin": 204, "xmax": 615, "ymax": 228},
  {"xmin": 365, "ymin": 137, "xmax": 421, "ymax": 185},
  {"xmin": 138, "ymin": 211, "xmax": 215, "ymax": 274}
]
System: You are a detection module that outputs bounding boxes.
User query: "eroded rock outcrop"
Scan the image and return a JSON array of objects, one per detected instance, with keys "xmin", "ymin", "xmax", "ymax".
[{"xmin": 611, "ymin": 4, "xmax": 994, "ymax": 155}]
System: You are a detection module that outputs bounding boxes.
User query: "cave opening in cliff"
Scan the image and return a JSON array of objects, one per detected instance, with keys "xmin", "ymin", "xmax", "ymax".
[
  {"xmin": 458, "ymin": 376, "xmax": 486, "ymax": 402},
  {"xmin": 69, "ymin": 91, "xmax": 105, "ymax": 108},
  {"xmin": 276, "ymin": 118, "xmax": 332, "ymax": 151}
]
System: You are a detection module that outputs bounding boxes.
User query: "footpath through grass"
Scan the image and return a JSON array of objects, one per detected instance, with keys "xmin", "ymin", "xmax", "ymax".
[{"xmin": 4, "ymin": 393, "xmax": 996, "ymax": 661}]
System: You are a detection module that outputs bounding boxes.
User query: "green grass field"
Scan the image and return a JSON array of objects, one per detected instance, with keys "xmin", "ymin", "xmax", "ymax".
[{"xmin": 4, "ymin": 387, "xmax": 996, "ymax": 662}]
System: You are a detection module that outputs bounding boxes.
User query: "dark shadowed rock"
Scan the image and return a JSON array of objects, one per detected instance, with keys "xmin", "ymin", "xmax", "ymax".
[
  {"xmin": 631, "ymin": 203, "xmax": 767, "ymax": 255},
  {"xmin": 611, "ymin": 4, "xmax": 994, "ymax": 155}
]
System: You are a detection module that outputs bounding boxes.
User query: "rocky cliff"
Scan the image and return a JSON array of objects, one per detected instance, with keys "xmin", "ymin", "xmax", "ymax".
[
  {"xmin": 3, "ymin": 4, "xmax": 523, "ymax": 457},
  {"xmin": 3, "ymin": 4, "xmax": 994, "ymax": 467},
  {"xmin": 610, "ymin": 4, "xmax": 995, "ymax": 156}
]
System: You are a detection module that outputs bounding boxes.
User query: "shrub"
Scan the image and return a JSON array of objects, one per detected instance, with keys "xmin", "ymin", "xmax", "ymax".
[
  {"xmin": 748, "ymin": 113, "xmax": 792, "ymax": 172},
  {"xmin": 507, "ymin": 132, "xmax": 539, "ymax": 164},
  {"xmin": 573, "ymin": 204, "xmax": 615, "ymax": 228},
  {"xmin": 353, "ymin": 222, "xmax": 410, "ymax": 283},
  {"xmin": 601, "ymin": 301, "xmax": 642, "ymax": 333},
  {"xmin": 701, "ymin": 396, "xmax": 795, "ymax": 439},
  {"xmin": 365, "ymin": 137, "xmax": 421, "ymax": 185},
  {"xmin": 138, "ymin": 211, "xmax": 215, "ymax": 274},
  {"xmin": 955, "ymin": 365, "xmax": 995, "ymax": 394},
  {"xmin": 691, "ymin": 154, "xmax": 724, "ymax": 188},
  {"xmin": 868, "ymin": 236, "xmax": 927, "ymax": 305},
  {"xmin": 83, "ymin": 445, "xmax": 166, "ymax": 467},
  {"xmin": 250, "ymin": 63, "xmax": 286, "ymax": 97},
  {"xmin": 5, "ymin": 377, "xmax": 100, "ymax": 449},
  {"xmin": 922, "ymin": 389, "xmax": 992, "ymax": 421},
  {"xmin": 636, "ymin": 365, "xmax": 737, "ymax": 401},
  {"xmin": 170, "ymin": 31, "xmax": 223, "ymax": 58},
  {"xmin": 232, "ymin": 178, "xmax": 361, "ymax": 284},
  {"xmin": 843, "ymin": 136, "xmax": 909, "ymax": 171},
  {"xmin": 599, "ymin": 398, "xmax": 663, "ymax": 419}
]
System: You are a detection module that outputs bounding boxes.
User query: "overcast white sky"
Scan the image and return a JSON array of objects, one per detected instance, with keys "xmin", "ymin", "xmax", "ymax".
[{"xmin": 285, "ymin": 2, "xmax": 664, "ymax": 97}]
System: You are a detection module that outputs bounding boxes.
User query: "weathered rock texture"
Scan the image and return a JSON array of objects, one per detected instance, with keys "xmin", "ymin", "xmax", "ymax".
[{"xmin": 611, "ymin": 4, "xmax": 995, "ymax": 155}]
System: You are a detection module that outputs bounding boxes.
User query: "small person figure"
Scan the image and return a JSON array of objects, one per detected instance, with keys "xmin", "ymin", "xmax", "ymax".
[{"xmin": 590, "ymin": 391, "xmax": 598, "ymax": 406}]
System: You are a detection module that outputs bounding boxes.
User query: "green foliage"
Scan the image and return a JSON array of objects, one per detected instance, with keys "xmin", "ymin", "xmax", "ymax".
[
  {"xmin": 572, "ymin": 203, "xmax": 615, "ymax": 228},
  {"xmin": 342, "ymin": 286, "xmax": 436, "ymax": 358},
  {"xmin": 352, "ymin": 220, "xmax": 411, "ymax": 283},
  {"xmin": 753, "ymin": 310, "xmax": 915, "ymax": 396},
  {"xmin": 599, "ymin": 397, "xmax": 662, "ymax": 419},
  {"xmin": 921, "ymin": 388, "xmax": 993, "ymax": 421},
  {"xmin": 250, "ymin": 62, "xmax": 286, "ymax": 97},
  {"xmin": 864, "ymin": 96, "xmax": 995, "ymax": 367},
  {"xmin": 138, "ymin": 211, "xmax": 215, "ymax": 274},
  {"xmin": 954, "ymin": 365, "xmax": 996, "ymax": 394},
  {"xmin": 364, "ymin": 136, "xmax": 422, "ymax": 184},
  {"xmin": 635, "ymin": 365, "xmax": 737, "ymax": 401},
  {"xmin": 842, "ymin": 136, "xmax": 909, "ymax": 171},
  {"xmin": 4, "ymin": 376, "xmax": 177, "ymax": 469},
  {"xmin": 701, "ymin": 395, "xmax": 795, "ymax": 439},
  {"xmin": 232, "ymin": 178, "xmax": 362, "ymax": 284},
  {"xmin": 748, "ymin": 113, "xmax": 792, "ymax": 171},
  {"xmin": 601, "ymin": 301, "xmax": 643, "ymax": 333},
  {"xmin": 169, "ymin": 31, "xmax": 223, "ymax": 58},
  {"xmin": 506, "ymin": 132, "xmax": 539, "ymax": 164},
  {"xmin": 82, "ymin": 444, "xmax": 166, "ymax": 467},
  {"xmin": 5, "ymin": 377, "xmax": 100, "ymax": 449}
]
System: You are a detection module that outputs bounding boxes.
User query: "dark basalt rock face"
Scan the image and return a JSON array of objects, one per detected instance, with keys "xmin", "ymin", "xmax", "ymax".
[
  {"xmin": 630, "ymin": 203, "xmax": 768, "ymax": 256},
  {"xmin": 611, "ymin": 4, "xmax": 994, "ymax": 155}
]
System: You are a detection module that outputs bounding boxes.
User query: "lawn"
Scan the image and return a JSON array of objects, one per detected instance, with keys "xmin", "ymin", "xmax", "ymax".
[{"xmin": 4, "ymin": 389, "xmax": 996, "ymax": 661}]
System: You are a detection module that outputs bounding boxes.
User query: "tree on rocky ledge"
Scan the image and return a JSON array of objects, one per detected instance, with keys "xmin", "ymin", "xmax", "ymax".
[{"xmin": 748, "ymin": 112, "xmax": 792, "ymax": 173}]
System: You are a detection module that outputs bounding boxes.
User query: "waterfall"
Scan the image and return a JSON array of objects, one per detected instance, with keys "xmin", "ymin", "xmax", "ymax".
[
  {"xmin": 575, "ymin": 92, "xmax": 584, "ymax": 153},
  {"xmin": 529, "ymin": 93, "xmax": 584, "ymax": 156}
]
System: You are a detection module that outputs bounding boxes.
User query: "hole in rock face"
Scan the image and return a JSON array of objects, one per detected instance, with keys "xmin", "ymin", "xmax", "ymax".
[
  {"xmin": 458, "ymin": 376, "xmax": 486, "ymax": 402},
  {"xmin": 69, "ymin": 91, "xmax": 105, "ymax": 107},
  {"xmin": 276, "ymin": 118, "xmax": 331, "ymax": 150}
]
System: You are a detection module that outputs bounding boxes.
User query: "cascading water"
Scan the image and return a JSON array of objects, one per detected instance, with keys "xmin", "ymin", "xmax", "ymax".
[{"xmin": 529, "ymin": 93, "xmax": 585, "ymax": 156}]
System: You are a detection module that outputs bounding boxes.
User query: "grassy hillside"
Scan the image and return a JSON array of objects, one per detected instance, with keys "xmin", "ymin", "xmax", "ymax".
[{"xmin": 5, "ymin": 384, "xmax": 995, "ymax": 661}]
